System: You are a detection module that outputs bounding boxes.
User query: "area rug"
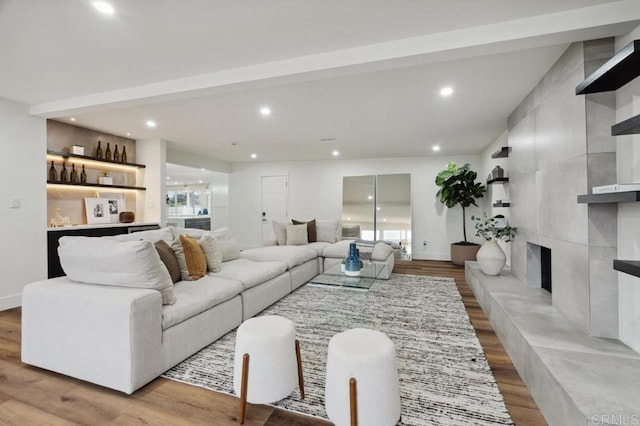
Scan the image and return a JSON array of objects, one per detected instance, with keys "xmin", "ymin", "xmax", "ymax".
[{"xmin": 162, "ymin": 274, "xmax": 513, "ymax": 425}]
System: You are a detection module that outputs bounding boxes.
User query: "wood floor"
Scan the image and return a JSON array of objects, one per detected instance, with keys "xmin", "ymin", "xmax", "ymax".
[{"xmin": 0, "ymin": 260, "xmax": 546, "ymax": 425}]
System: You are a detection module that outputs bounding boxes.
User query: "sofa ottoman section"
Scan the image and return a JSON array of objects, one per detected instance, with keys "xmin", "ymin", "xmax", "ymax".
[
  {"xmin": 290, "ymin": 259, "xmax": 320, "ymax": 291},
  {"xmin": 209, "ymin": 259, "xmax": 288, "ymax": 290}
]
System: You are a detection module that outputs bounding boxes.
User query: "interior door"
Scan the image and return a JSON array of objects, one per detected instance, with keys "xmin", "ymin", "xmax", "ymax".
[{"xmin": 261, "ymin": 175, "xmax": 288, "ymax": 245}]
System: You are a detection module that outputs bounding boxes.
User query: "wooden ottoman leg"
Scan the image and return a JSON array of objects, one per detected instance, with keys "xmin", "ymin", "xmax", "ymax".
[
  {"xmin": 239, "ymin": 353, "xmax": 249, "ymax": 424},
  {"xmin": 349, "ymin": 377, "xmax": 358, "ymax": 426},
  {"xmin": 295, "ymin": 339, "xmax": 305, "ymax": 399}
]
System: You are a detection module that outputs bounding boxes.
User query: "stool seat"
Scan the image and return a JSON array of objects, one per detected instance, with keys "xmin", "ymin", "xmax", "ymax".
[{"xmin": 325, "ymin": 328, "xmax": 401, "ymax": 426}]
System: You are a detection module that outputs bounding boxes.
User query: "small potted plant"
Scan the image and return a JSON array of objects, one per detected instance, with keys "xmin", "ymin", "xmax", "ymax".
[
  {"xmin": 340, "ymin": 258, "xmax": 346, "ymax": 273},
  {"xmin": 472, "ymin": 213, "xmax": 517, "ymax": 275}
]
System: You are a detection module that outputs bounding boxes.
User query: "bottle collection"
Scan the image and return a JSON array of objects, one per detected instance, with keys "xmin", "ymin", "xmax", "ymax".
[
  {"xmin": 48, "ymin": 140, "xmax": 131, "ymax": 185},
  {"xmin": 95, "ymin": 140, "xmax": 128, "ymax": 163}
]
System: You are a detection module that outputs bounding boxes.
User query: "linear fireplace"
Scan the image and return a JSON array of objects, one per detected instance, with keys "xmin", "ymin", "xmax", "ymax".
[{"xmin": 527, "ymin": 242, "xmax": 551, "ymax": 293}]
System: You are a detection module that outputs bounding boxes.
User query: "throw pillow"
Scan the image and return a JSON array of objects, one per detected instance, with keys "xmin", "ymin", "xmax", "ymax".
[
  {"xmin": 218, "ymin": 238, "xmax": 242, "ymax": 262},
  {"xmin": 212, "ymin": 227, "xmax": 234, "ymax": 241},
  {"xmin": 286, "ymin": 224, "xmax": 309, "ymax": 245},
  {"xmin": 292, "ymin": 219, "xmax": 317, "ymax": 243},
  {"xmin": 172, "ymin": 235, "xmax": 207, "ymax": 281},
  {"xmin": 199, "ymin": 233, "xmax": 223, "ymax": 272},
  {"xmin": 316, "ymin": 220, "xmax": 340, "ymax": 243},
  {"xmin": 57, "ymin": 236, "xmax": 176, "ymax": 305},
  {"xmin": 272, "ymin": 221, "xmax": 287, "ymax": 246},
  {"xmin": 154, "ymin": 240, "xmax": 181, "ymax": 283}
]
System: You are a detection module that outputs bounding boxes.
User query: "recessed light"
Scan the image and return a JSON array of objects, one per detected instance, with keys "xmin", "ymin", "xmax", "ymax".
[
  {"xmin": 166, "ymin": 177, "xmax": 171, "ymax": 180},
  {"xmin": 92, "ymin": 1, "xmax": 115, "ymax": 15},
  {"xmin": 199, "ymin": 180, "xmax": 203, "ymax": 184},
  {"xmin": 250, "ymin": 153, "xmax": 257, "ymax": 159},
  {"xmin": 383, "ymin": 218, "xmax": 387, "ymax": 222},
  {"xmin": 126, "ymin": 132, "xmax": 131, "ymax": 136},
  {"xmin": 432, "ymin": 145, "xmax": 441, "ymax": 152},
  {"xmin": 200, "ymin": 168, "xmax": 205, "ymax": 171},
  {"xmin": 376, "ymin": 206, "xmax": 381, "ymax": 211},
  {"xmin": 440, "ymin": 86, "xmax": 454, "ymax": 97},
  {"xmin": 332, "ymin": 150, "xmax": 340, "ymax": 157},
  {"xmin": 260, "ymin": 107, "xmax": 271, "ymax": 116},
  {"xmin": 347, "ymin": 217, "xmax": 351, "ymax": 220},
  {"xmin": 145, "ymin": 120, "xmax": 157, "ymax": 128},
  {"xmin": 367, "ymin": 195, "xmax": 373, "ymax": 200},
  {"xmin": 70, "ymin": 117, "xmax": 76, "ymax": 122}
]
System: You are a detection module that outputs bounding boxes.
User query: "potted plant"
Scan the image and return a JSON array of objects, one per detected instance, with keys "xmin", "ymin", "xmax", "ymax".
[
  {"xmin": 472, "ymin": 213, "xmax": 517, "ymax": 275},
  {"xmin": 435, "ymin": 162, "xmax": 486, "ymax": 265}
]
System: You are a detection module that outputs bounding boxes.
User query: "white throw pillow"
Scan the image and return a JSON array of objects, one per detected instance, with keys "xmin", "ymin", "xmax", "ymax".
[
  {"xmin": 58, "ymin": 236, "xmax": 176, "ymax": 305},
  {"xmin": 316, "ymin": 220, "xmax": 340, "ymax": 243},
  {"xmin": 286, "ymin": 224, "xmax": 308, "ymax": 245},
  {"xmin": 114, "ymin": 227, "xmax": 173, "ymax": 243},
  {"xmin": 218, "ymin": 238, "xmax": 241, "ymax": 262},
  {"xmin": 212, "ymin": 227, "xmax": 234, "ymax": 241},
  {"xmin": 169, "ymin": 226, "xmax": 206, "ymax": 240},
  {"xmin": 199, "ymin": 233, "xmax": 223, "ymax": 272},
  {"xmin": 272, "ymin": 221, "xmax": 287, "ymax": 246}
]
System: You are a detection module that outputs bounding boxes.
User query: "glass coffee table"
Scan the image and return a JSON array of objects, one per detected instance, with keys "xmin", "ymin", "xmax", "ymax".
[{"xmin": 308, "ymin": 262, "xmax": 387, "ymax": 290}]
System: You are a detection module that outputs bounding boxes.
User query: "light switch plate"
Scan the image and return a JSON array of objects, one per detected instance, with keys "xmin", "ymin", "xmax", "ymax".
[{"xmin": 10, "ymin": 198, "xmax": 20, "ymax": 209}]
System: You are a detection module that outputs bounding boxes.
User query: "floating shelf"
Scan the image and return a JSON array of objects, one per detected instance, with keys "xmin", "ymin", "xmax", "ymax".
[
  {"xmin": 613, "ymin": 260, "xmax": 640, "ymax": 278},
  {"xmin": 493, "ymin": 202, "xmax": 510, "ymax": 207},
  {"xmin": 612, "ymin": 114, "xmax": 640, "ymax": 136},
  {"xmin": 47, "ymin": 149, "xmax": 145, "ymax": 168},
  {"xmin": 47, "ymin": 181, "xmax": 146, "ymax": 191},
  {"xmin": 576, "ymin": 40, "xmax": 640, "ymax": 95},
  {"xmin": 577, "ymin": 191, "xmax": 640, "ymax": 204},
  {"xmin": 491, "ymin": 147, "xmax": 511, "ymax": 159},
  {"xmin": 487, "ymin": 177, "xmax": 509, "ymax": 185}
]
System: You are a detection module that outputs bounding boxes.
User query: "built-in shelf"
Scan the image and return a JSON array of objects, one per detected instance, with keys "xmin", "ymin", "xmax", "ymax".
[
  {"xmin": 576, "ymin": 40, "xmax": 640, "ymax": 95},
  {"xmin": 490, "ymin": 146, "xmax": 511, "ymax": 159},
  {"xmin": 613, "ymin": 260, "xmax": 640, "ymax": 278},
  {"xmin": 47, "ymin": 149, "xmax": 145, "ymax": 168},
  {"xmin": 47, "ymin": 181, "xmax": 146, "ymax": 191},
  {"xmin": 611, "ymin": 114, "xmax": 640, "ymax": 136},
  {"xmin": 577, "ymin": 191, "xmax": 640, "ymax": 204},
  {"xmin": 492, "ymin": 202, "xmax": 510, "ymax": 207},
  {"xmin": 487, "ymin": 177, "xmax": 509, "ymax": 185}
]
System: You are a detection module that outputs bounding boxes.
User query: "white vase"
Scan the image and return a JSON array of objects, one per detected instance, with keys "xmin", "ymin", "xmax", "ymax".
[{"xmin": 476, "ymin": 240, "xmax": 506, "ymax": 275}]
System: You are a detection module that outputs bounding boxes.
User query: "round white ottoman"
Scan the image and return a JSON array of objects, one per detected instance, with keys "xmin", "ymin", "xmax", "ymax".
[
  {"xmin": 233, "ymin": 315, "xmax": 304, "ymax": 424},
  {"xmin": 325, "ymin": 328, "xmax": 400, "ymax": 426}
]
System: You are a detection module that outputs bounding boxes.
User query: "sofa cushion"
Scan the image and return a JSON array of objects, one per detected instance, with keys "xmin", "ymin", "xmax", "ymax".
[
  {"xmin": 240, "ymin": 245, "xmax": 318, "ymax": 269},
  {"xmin": 155, "ymin": 240, "xmax": 181, "ymax": 283},
  {"xmin": 322, "ymin": 240, "xmax": 393, "ymax": 261},
  {"xmin": 306, "ymin": 241, "xmax": 332, "ymax": 255},
  {"xmin": 209, "ymin": 259, "xmax": 287, "ymax": 290},
  {"xmin": 316, "ymin": 220, "xmax": 340, "ymax": 243},
  {"xmin": 114, "ymin": 227, "xmax": 173, "ymax": 243},
  {"xmin": 212, "ymin": 227, "xmax": 234, "ymax": 241},
  {"xmin": 286, "ymin": 223, "xmax": 308, "ymax": 246},
  {"xmin": 292, "ymin": 219, "xmax": 317, "ymax": 242},
  {"xmin": 58, "ymin": 236, "xmax": 176, "ymax": 305},
  {"xmin": 219, "ymin": 238, "xmax": 241, "ymax": 261},
  {"xmin": 198, "ymin": 233, "xmax": 222, "ymax": 273},
  {"xmin": 162, "ymin": 276, "xmax": 243, "ymax": 330},
  {"xmin": 272, "ymin": 221, "xmax": 287, "ymax": 246},
  {"xmin": 169, "ymin": 226, "xmax": 205, "ymax": 240}
]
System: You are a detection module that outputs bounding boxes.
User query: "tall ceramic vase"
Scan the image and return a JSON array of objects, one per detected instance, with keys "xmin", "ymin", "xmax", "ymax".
[
  {"xmin": 345, "ymin": 242, "xmax": 362, "ymax": 276},
  {"xmin": 476, "ymin": 240, "xmax": 506, "ymax": 275}
]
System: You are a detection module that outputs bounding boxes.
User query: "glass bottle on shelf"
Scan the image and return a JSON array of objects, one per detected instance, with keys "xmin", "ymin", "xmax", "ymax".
[
  {"xmin": 48, "ymin": 160, "xmax": 57, "ymax": 181},
  {"xmin": 105, "ymin": 143, "xmax": 112, "ymax": 160},
  {"xmin": 60, "ymin": 162, "xmax": 68, "ymax": 182},
  {"xmin": 121, "ymin": 146, "xmax": 127, "ymax": 163},
  {"xmin": 96, "ymin": 141, "xmax": 103, "ymax": 159},
  {"xmin": 70, "ymin": 164, "xmax": 78, "ymax": 182},
  {"xmin": 113, "ymin": 144, "xmax": 120, "ymax": 162},
  {"xmin": 80, "ymin": 165, "xmax": 87, "ymax": 183}
]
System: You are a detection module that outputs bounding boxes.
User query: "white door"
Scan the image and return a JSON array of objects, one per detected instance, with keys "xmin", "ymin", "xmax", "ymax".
[{"xmin": 261, "ymin": 175, "xmax": 288, "ymax": 245}]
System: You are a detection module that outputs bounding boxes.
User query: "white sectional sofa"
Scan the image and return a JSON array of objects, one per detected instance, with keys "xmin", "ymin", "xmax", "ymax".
[{"xmin": 21, "ymin": 225, "xmax": 394, "ymax": 394}]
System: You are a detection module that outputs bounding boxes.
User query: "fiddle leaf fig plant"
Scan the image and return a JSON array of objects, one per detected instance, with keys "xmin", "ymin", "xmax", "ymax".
[{"xmin": 435, "ymin": 162, "xmax": 486, "ymax": 243}]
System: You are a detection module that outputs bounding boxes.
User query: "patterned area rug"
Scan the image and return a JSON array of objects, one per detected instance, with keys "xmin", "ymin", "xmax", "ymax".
[{"xmin": 162, "ymin": 274, "xmax": 513, "ymax": 425}]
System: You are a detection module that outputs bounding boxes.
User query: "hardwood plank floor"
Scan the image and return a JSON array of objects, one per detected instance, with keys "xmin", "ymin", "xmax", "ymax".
[{"xmin": 0, "ymin": 261, "xmax": 546, "ymax": 425}]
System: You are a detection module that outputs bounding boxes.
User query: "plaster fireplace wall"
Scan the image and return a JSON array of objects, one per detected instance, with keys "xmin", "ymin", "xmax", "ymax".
[{"xmin": 508, "ymin": 40, "xmax": 618, "ymax": 338}]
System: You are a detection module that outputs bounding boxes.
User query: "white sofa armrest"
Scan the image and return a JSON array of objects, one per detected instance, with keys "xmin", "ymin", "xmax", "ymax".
[{"xmin": 22, "ymin": 277, "xmax": 164, "ymax": 394}]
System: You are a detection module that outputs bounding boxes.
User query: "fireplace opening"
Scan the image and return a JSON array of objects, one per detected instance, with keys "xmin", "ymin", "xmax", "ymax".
[{"xmin": 527, "ymin": 242, "xmax": 552, "ymax": 293}]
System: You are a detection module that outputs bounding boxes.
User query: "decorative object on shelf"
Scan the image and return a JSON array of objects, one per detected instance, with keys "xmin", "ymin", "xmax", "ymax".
[
  {"xmin": 98, "ymin": 171, "xmax": 113, "ymax": 185},
  {"xmin": 84, "ymin": 198, "xmax": 112, "ymax": 224},
  {"xmin": 491, "ymin": 165, "xmax": 504, "ymax": 179},
  {"xmin": 96, "ymin": 140, "xmax": 103, "ymax": 159},
  {"xmin": 60, "ymin": 162, "xmax": 68, "ymax": 182},
  {"xmin": 97, "ymin": 191, "xmax": 125, "ymax": 223},
  {"xmin": 344, "ymin": 242, "xmax": 362, "ymax": 276},
  {"xmin": 113, "ymin": 144, "xmax": 120, "ymax": 162},
  {"xmin": 49, "ymin": 208, "xmax": 65, "ymax": 227},
  {"xmin": 70, "ymin": 145, "xmax": 85, "ymax": 155},
  {"xmin": 48, "ymin": 161, "xmax": 57, "ymax": 181},
  {"xmin": 80, "ymin": 165, "xmax": 87, "ymax": 183},
  {"xmin": 119, "ymin": 211, "xmax": 135, "ymax": 223},
  {"xmin": 105, "ymin": 143, "xmax": 112, "ymax": 161},
  {"xmin": 472, "ymin": 213, "xmax": 517, "ymax": 275},
  {"xmin": 70, "ymin": 164, "xmax": 79, "ymax": 183},
  {"xmin": 121, "ymin": 146, "xmax": 127, "ymax": 163},
  {"xmin": 435, "ymin": 162, "xmax": 486, "ymax": 266}
]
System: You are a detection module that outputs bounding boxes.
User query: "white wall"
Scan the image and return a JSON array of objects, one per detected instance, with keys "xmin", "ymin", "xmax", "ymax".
[
  {"xmin": 136, "ymin": 139, "xmax": 166, "ymax": 225},
  {"xmin": 229, "ymin": 155, "xmax": 484, "ymax": 259},
  {"xmin": 615, "ymin": 25, "xmax": 640, "ymax": 352},
  {"xmin": 0, "ymin": 99, "xmax": 47, "ymax": 309},
  {"xmin": 167, "ymin": 147, "xmax": 231, "ymax": 173}
]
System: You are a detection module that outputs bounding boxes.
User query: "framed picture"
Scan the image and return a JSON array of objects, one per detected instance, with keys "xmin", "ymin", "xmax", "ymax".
[
  {"xmin": 97, "ymin": 192, "xmax": 126, "ymax": 223},
  {"xmin": 84, "ymin": 198, "xmax": 112, "ymax": 224}
]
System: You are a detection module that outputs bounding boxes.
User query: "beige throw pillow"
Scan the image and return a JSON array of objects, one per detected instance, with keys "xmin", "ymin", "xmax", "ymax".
[
  {"xmin": 199, "ymin": 233, "xmax": 223, "ymax": 272},
  {"xmin": 286, "ymin": 224, "xmax": 308, "ymax": 245}
]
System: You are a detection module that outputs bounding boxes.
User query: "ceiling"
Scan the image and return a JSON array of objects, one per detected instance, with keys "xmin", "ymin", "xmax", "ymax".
[{"xmin": 2, "ymin": 0, "xmax": 640, "ymax": 163}]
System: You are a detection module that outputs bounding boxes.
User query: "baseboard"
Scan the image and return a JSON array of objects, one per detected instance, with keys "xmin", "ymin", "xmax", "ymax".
[
  {"xmin": 0, "ymin": 293, "xmax": 21, "ymax": 311},
  {"xmin": 411, "ymin": 251, "xmax": 450, "ymax": 261}
]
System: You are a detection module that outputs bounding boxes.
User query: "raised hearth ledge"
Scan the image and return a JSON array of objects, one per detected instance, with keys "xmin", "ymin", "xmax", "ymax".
[{"xmin": 465, "ymin": 262, "xmax": 640, "ymax": 426}]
